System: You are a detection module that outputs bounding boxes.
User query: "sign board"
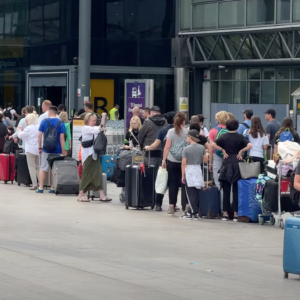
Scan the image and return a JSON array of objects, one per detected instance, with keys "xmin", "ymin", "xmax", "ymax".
[
  {"xmin": 77, "ymin": 88, "xmax": 81, "ymax": 97},
  {"xmin": 180, "ymin": 97, "xmax": 188, "ymax": 111},
  {"xmin": 124, "ymin": 79, "xmax": 154, "ymax": 130},
  {"xmin": 72, "ymin": 119, "xmax": 84, "ymax": 160},
  {"xmin": 84, "ymin": 96, "xmax": 89, "ymax": 103}
]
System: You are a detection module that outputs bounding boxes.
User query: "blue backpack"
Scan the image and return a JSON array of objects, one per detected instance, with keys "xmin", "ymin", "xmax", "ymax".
[{"xmin": 279, "ymin": 128, "xmax": 294, "ymax": 142}]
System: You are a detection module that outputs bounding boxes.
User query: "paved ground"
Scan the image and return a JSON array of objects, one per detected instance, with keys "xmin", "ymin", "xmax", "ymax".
[{"xmin": 0, "ymin": 182, "xmax": 299, "ymax": 300}]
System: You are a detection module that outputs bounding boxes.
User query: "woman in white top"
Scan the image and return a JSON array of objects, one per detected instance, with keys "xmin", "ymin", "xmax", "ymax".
[
  {"xmin": 78, "ymin": 112, "xmax": 111, "ymax": 202},
  {"xmin": 248, "ymin": 116, "xmax": 269, "ymax": 173},
  {"xmin": 18, "ymin": 113, "xmax": 40, "ymax": 190}
]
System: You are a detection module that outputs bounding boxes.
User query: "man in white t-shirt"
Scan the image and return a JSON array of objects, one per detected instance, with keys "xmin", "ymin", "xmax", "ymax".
[{"xmin": 38, "ymin": 100, "xmax": 59, "ymax": 125}]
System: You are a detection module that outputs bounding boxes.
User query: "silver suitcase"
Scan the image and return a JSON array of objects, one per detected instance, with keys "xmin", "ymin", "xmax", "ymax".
[
  {"xmin": 52, "ymin": 159, "xmax": 80, "ymax": 195},
  {"xmin": 87, "ymin": 173, "xmax": 107, "ymax": 200}
]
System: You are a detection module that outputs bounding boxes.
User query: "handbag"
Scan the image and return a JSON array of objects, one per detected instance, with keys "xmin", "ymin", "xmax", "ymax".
[
  {"xmin": 238, "ymin": 161, "xmax": 260, "ymax": 179},
  {"xmin": 170, "ymin": 139, "xmax": 188, "ymax": 161},
  {"xmin": 155, "ymin": 167, "xmax": 168, "ymax": 194}
]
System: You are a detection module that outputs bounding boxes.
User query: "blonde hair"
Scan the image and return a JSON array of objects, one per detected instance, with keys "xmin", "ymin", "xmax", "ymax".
[
  {"xmin": 129, "ymin": 116, "xmax": 142, "ymax": 131},
  {"xmin": 26, "ymin": 113, "xmax": 38, "ymax": 125},
  {"xmin": 215, "ymin": 111, "xmax": 230, "ymax": 125},
  {"xmin": 83, "ymin": 112, "xmax": 96, "ymax": 125},
  {"xmin": 43, "ymin": 100, "xmax": 52, "ymax": 107},
  {"xmin": 60, "ymin": 111, "xmax": 68, "ymax": 123},
  {"xmin": 227, "ymin": 112, "xmax": 235, "ymax": 121}
]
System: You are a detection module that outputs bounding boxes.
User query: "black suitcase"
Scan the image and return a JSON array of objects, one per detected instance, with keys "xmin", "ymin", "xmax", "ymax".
[
  {"xmin": 17, "ymin": 153, "xmax": 32, "ymax": 186},
  {"xmin": 125, "ymin": 164, "xmax": 155, "ymax": 210}
]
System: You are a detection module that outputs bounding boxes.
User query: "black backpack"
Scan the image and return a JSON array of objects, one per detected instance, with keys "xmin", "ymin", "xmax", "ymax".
[
  {"xmin": 93, "ymin": 132, "xmax": 107, "ymax": 156},
  {"xmin": 3, "ymin": 109, "xmax": 12, "ymax": 119},
  {"xmin": 43, "ymin": 119, "xmax": 62, "ymax": 152}
]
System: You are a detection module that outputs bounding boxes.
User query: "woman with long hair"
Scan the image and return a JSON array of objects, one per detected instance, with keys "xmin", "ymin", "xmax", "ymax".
[
  {"xmin": 248, "ymin": 116, "xmax": 269, "ymax": 173},
  {"xmin": 274, "ymin": 117, "xmax": 300, "ymax": 154},
  {"xmin": 162, "ymin": 112, "xmax": 188, "ymax": 215},
  {"xmin": 124, "ymin": 116, "xmax": 142, "ymax": 149}
]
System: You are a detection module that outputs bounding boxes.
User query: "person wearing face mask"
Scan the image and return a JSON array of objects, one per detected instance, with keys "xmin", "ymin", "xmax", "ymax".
[{"xmin": 124, "ymin": 116, "xmax": 142, "ymax": 149}]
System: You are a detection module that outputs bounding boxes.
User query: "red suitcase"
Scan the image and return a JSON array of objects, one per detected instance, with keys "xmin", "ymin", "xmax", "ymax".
[{"xmin": 0, "ymin": 154, "xmax": 15, "ymax": 184}]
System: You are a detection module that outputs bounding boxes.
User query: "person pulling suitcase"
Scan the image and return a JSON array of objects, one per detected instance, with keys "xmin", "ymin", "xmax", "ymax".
[{"xmin": 181, "ymin": 130, "xmax": 207, "ymax": 220}]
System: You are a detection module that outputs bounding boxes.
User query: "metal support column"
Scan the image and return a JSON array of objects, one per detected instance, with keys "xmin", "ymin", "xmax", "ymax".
[
  {"xmin": 174, "ymin": 68, "xmax": 189, "ymax": 119},
  {"xmin": 78, "ymin": 0, "xmax": 91, "ymax": 104}
]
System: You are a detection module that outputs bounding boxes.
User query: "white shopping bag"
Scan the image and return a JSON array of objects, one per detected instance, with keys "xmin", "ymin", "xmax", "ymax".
[
  {"xmin": 278, "ymin": 141, "xmax": 300, "ymax": 160},
  {"xmin": 155, "ymin": 167, "xmax": 168, "ymax": 194}
]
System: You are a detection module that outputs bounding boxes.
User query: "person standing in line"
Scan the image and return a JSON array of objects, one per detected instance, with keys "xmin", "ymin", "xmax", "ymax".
[
  {"xmin": 58, "ymin": 104, "xmax": 66, "ymax": 115},
  {"xmin": 248, "ymin": 116, "xmax": 269, "ymax": 173},
  {"xmin": 265, "ymin": 108, "xmax": 280, "ymax": 158},
  {"xmin": 124, "ymin": 116, "xmax": 142, "ymax": 148},
  {"xmin": 109, "ymin": 104, "xmax": 120, "ymax": 121},
  {"xmin": 181, "ymin": 130, "xmax": 207, "ymax": 220},
  {"xmin": 198, "ymin": 114, "xmax": 209, "ymax": 137},
  {"xmin": 3, "ymin": 103, "xmax": 19, "ymax": 121},
  {"xmin": 38, "ymin": 100, "xmax": 59, "ymax": 125},
  {"xmin": 142, "ymin": 107, "xmax": 151, "ymax": 120},
  {"xmin": 238, "ymin": 108, "xmax": 253, "ymax": 135},
  {"xmin": 79, "ymin": 102, "xmax": 102, "ymax": 125},
  {"xmin": 36, "ymin": 106, "xmax": 66, "ymax": 194},
  {"xmin": 59, "ymin": 112, "xmax": 72, "ymax": 156},
  {"xmin": 162, "ymin": 112, "xmax": 188, "ymax": 216},
  {"xmin": 17, "ymin": 113, "xmax": 40, "ymax": 190},
  {"xmin": 15, "ymin": 107, "xmax": 26, "ymax": 127}
]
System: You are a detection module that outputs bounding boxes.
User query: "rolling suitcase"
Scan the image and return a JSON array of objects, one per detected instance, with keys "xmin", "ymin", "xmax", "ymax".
[
  {"xmin": 283, "ymin": 217, "xmax": 300, "ymax": 279},
  {"xmin": 125, "ymin": 152, "xmax": 155, "ymax": 210},
  {"xmin": 0, "ymin": 154, "xmax": 15, "ymax": 184},
  {"xmin": 238, "ymin": 179, "xmax": 262, "ymax": 222},
  {"xmin": 87, "ymin": 173, "xmax": 108, "ymax": 200},
  {"xmin": 52, "ymin": 158, "xmax": 79, "ymax": 195},
  {"xmin": 16, "ymin": 153, "xmax": 32, "ymax": 186},
  {"xmin": 199, "ymin": 165, "xmax": 220, "ymax": 218}
]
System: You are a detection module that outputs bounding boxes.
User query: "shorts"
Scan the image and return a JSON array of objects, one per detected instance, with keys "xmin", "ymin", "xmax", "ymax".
[{"xmin": 40, "ymin": 152, "xmax": 51, "ymax": 172}]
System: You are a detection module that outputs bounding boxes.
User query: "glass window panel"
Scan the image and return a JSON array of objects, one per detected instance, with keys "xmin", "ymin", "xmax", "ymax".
[
  {"xmin": 234, "ymin": 81, "xmax": 247, "ymax": 103},
  {"xmin": 234, "ymin": 69, "xmax": 247, "ymax": 80},
  {"xmin": 220, "ymin": 69, "xmax": 233, "ymax": 80},
  {"xmin": 263, "ymin": 69, "xmax": 275, "ymax": 79},
  {"xmin": 292, "ymin": 68, "xmax": 300, "ymax": 79},
  {"xmin": 44, "ymin": 20, "xmax": 60, "ymax": 41},
  {"xmin": 219, "ymin": 0, "xmax": 244, "ymax": 28},
  {"xmin": 4, "ymin": 3, "xmax": 12, "ymax": 35},
  {"xmin": 192, "ymin": 3, "xmax": 217, "ymax": 30},
  {"xmin": 293, "ymin": 0, "xmax": 300, "ymax": 22},
  {"xmin": 211, "ymin": 82, "xmax": 219, "ymax": 103},
  {"xmin": 276, "ymin": 67, "xmax": 290, "ymax": 79},
  {"xmin": 276, "ymin": 81, "xmax": 290, "ymax": 104},
  {"xmin": 248, "ymin": 69, "xmax": 261, "ymax": 79},
  {"xmin": 277, "ymin": 0, "xmax": 290, "ymax": 23},
  {"xmin": 30, "ymin": 0, "xmax": 43, "ymax": 21},
  {"xmin": 44, "ymin": 0, "xmax": 60, "ymax": 20},
  {"xmin": 261, "ymin": 81, "xmax": 275, "ymax": 104},
  {"xmin": 248, "ymin": 81, "xmax": 260, "ymax": 104},
  {"xmin": 247, "ymin": 0, "xmax": 275, "ymax": 26},
  {"xmin": 180, "ymin": 0, "xmax": 192, "ymax": 30},
  {"xmin": 211, "ymin": 70, "xmax": 219, "ymax": 80},
  {"xmin": 291, "ymin": 81, "xmax": 300, "ymax": 104},
  {"xmin": 220, "ymin": 82, "xmax": 233, "ymax": 103},
  {"xmin": 29, "ymin": 21, "xmax": 43, "ymax": 44}
]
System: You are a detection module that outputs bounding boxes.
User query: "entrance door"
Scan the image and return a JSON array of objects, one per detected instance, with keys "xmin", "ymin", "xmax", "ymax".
[{"xmin": 32, "ymin": 87, "xmax": 46, "ymax": 115}]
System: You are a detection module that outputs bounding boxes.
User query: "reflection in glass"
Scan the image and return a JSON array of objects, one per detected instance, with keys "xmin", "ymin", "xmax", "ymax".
[
  {"xmin": 293, "ymin": 0, "xmax": 300, "ymax": 22},
  {"xmin": 277, "ymin": 0, "xmax": 290, "ymax": 23},
  {"xmin": 211, "ymin": 82, "xmax": 219, "ymax": 103},
  {"xmin": 248, "ymin": 81, "xmax": 260, "ymax": 103},
  {"xmin": 248, "ymin": 69, "xmax": 261, "ymax": 79},
  {"xmin": 44, "ymin": 0, "xmax": 60, "ymax": 20},
  {"xmin": 180, "ymin": 0, "xmax": 192, "ymax": 30},
  {"xmin": 234, "ymin": 69, "xmax": 247, "ymax": 80},
  {"xmin": 219, "ymin": 0, "xmax": 244, "ymax": 28},
  {"xmin": 234, "ymin": 82, "xmax": 246, "ymax": 103},
  {"xmin": 193, "ymin": 3, "xmax": 217, "ymax": 29},
  {"xmin": 263, "ymin": 69, "xmax": 275, "ymax": 79},
  {"xmin": 276, "ymin": 81, "xmax": 289, "ymax": 104},
  {"xmin": 261, "ymin": 81, "xmax": 275, "ymax": 104},
  {"xmin": 247, "ymin": 0, "xmax": 275, "ymax": 26},
  {"xmin": 220, "ymin": 69, "xmax": 233, "ymax": 80},
  {"xmin": 220, "ymin": 81, "xmax": 233, "ymax": 103},
  {"xmin": 276, "ymin": 68, "xmax": 290, "ymax": 79}
]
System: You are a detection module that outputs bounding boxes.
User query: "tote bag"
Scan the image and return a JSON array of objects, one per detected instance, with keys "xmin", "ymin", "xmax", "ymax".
[{"xmin": 238, "ymin": 161, "xmax": 260, "ymax": 179}]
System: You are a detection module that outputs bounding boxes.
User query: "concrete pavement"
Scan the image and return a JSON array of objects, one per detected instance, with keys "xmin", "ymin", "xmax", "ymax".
[{"xmin": 0, "ymin": 182, "xmax": 299, "ymax": 300}]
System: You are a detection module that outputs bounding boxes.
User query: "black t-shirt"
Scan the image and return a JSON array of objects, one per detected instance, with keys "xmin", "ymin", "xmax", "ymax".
[
  {"xmin": 275, "ymin": 132, "xmax": 300, "ymax": 145},
  {"xmin": 215, "ymin": 132, "xmax": 249, "ymax": 155},
  {"xmin": 197, "ymin": 135, "xmax": 208, "ymax": 146}
]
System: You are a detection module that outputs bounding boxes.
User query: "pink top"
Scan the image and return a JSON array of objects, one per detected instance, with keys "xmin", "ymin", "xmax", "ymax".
[{"xmin": 208, "ymin": 124, "xmax": 226, "ymax": 142}]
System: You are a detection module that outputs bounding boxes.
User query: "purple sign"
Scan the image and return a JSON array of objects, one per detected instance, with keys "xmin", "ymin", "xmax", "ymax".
[{"xmin": 126, "ymin": 82, "xmax": 146, "ymax": 129}]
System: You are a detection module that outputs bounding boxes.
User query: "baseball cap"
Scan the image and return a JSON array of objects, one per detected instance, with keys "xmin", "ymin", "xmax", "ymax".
[
  {"xmin": 150, "ymin": 106, "xmax": 161, "ymax": 113},
  {"xmin": 264, "ymin": 108, "xmax": 276, "ymax": 116},
  {"xmin": 187, "ymin": 129, "xmax": 200, "ymax": 142},
  {"xmin": 242, "ymin": 108, "xmax": 253, "ymax": 118}
]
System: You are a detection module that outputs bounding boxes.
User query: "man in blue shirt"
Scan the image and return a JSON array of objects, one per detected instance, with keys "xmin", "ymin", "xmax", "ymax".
[
  {"xmin": 37, "ymin": 106, "xmax": 66, "ymax": 194},
  {"xmin": 238, "ymin": 108, "xmax": 253, "ymax": 135}
]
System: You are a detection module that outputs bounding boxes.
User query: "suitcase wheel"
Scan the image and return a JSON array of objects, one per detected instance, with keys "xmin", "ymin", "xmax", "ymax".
[
  {"xmin": 18, "ymin": 183, "xmax": 20, "ymax": 186},
  {"xmin": 270, "ymin": 216, "xmax": 276, "ymax": 226},
  {"xmin": 125, "ymin": 206, "xmax": 129, "ymax": 210},
  {"xmin": 151, "ymin": 206, "xmax": 154, "ymax": 210},
  {"xmin": 279, "ymin": 218, "xmax": 284, "ymax": 230},
  {"xmin": 284, "ymin": 272, "xmax": 289, "ymax": 279},
  {"xmin": 4, "ymin": 181, "xmax": 7, "ymax": 184},
  {"xmin": 55, "ymin": 192, "xmax": 59, "ymax": 195},
  {"xmin": 258, "ymin": 216, "xmax": 264, "ymax": 225}
]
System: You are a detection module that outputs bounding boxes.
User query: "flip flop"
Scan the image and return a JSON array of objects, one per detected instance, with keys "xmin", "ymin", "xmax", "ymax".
[
  {"xmin": 99, "ymin": 197, "xmax": 112, "ymax": 202},
  {"xmin": 77, "ymin": 197, "xmax": 90, "ymax": 202}
]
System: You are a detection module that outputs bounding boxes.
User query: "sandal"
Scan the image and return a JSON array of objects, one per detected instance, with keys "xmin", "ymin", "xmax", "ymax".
[
  {"xmin": 77, "ymin": 197, "xmax": 90, "ymax": 202},
  {"xmin": 100, "ymin": 197, "xmax": 112, "ymax": 202}
]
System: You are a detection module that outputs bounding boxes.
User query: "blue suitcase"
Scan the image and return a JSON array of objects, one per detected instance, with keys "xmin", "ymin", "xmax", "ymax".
[
  {"xmin": 199, "ymin": 186, "xmax": 221, "ymax": 218},
  {"xmin": 101, "ymin": 154, "xmax": 117, "ymax": 180},
  {"xmin": 238, "ymin": 179, "xmax": 262, "ymax": 222},
  {"xmin": 283, "ymin": 217, "xmax": 300, "ymax": 278}
]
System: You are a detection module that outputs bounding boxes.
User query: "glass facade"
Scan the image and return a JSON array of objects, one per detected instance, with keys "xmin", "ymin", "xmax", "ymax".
[
  {"xmin": 0, "ymin": 0, "xmax": 175, "ymax": 110},
  {"xmin": 210, "ymin": 67, "xmax": 300, "ymax": 107},
  {"xmin": 180, "ymin": 0, "xmax": 300, "ymax": 31}
]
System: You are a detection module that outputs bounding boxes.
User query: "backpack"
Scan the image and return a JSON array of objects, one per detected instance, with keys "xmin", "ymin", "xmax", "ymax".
[
  {"xmin": 279, "ymin": 128, "xmax": 294, "ymax": 142},
  {"xmin": 93, "ymin": 132, "xmax": 107, "ymax": 156},
  {"xmin": 43, "ymin": 119, "xmax": 62, "ymax": 152},
  {"xmin": 255, "ymin": 174, "xmax": 271, "ymax": 204},
  {"xmin": 241, "ymin": 123, "xmax": 250, "ymax": 139},
  {"xmin": 170, "ymin": 139, "xmax": 188, "ymax": 161},
  {"xmin": 3, "ymin": 109, "xmax": 12, "ymax": 119},
  {"xmin": 215, "ymin": 126, "xmax": 229, "ymax": 157}
]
